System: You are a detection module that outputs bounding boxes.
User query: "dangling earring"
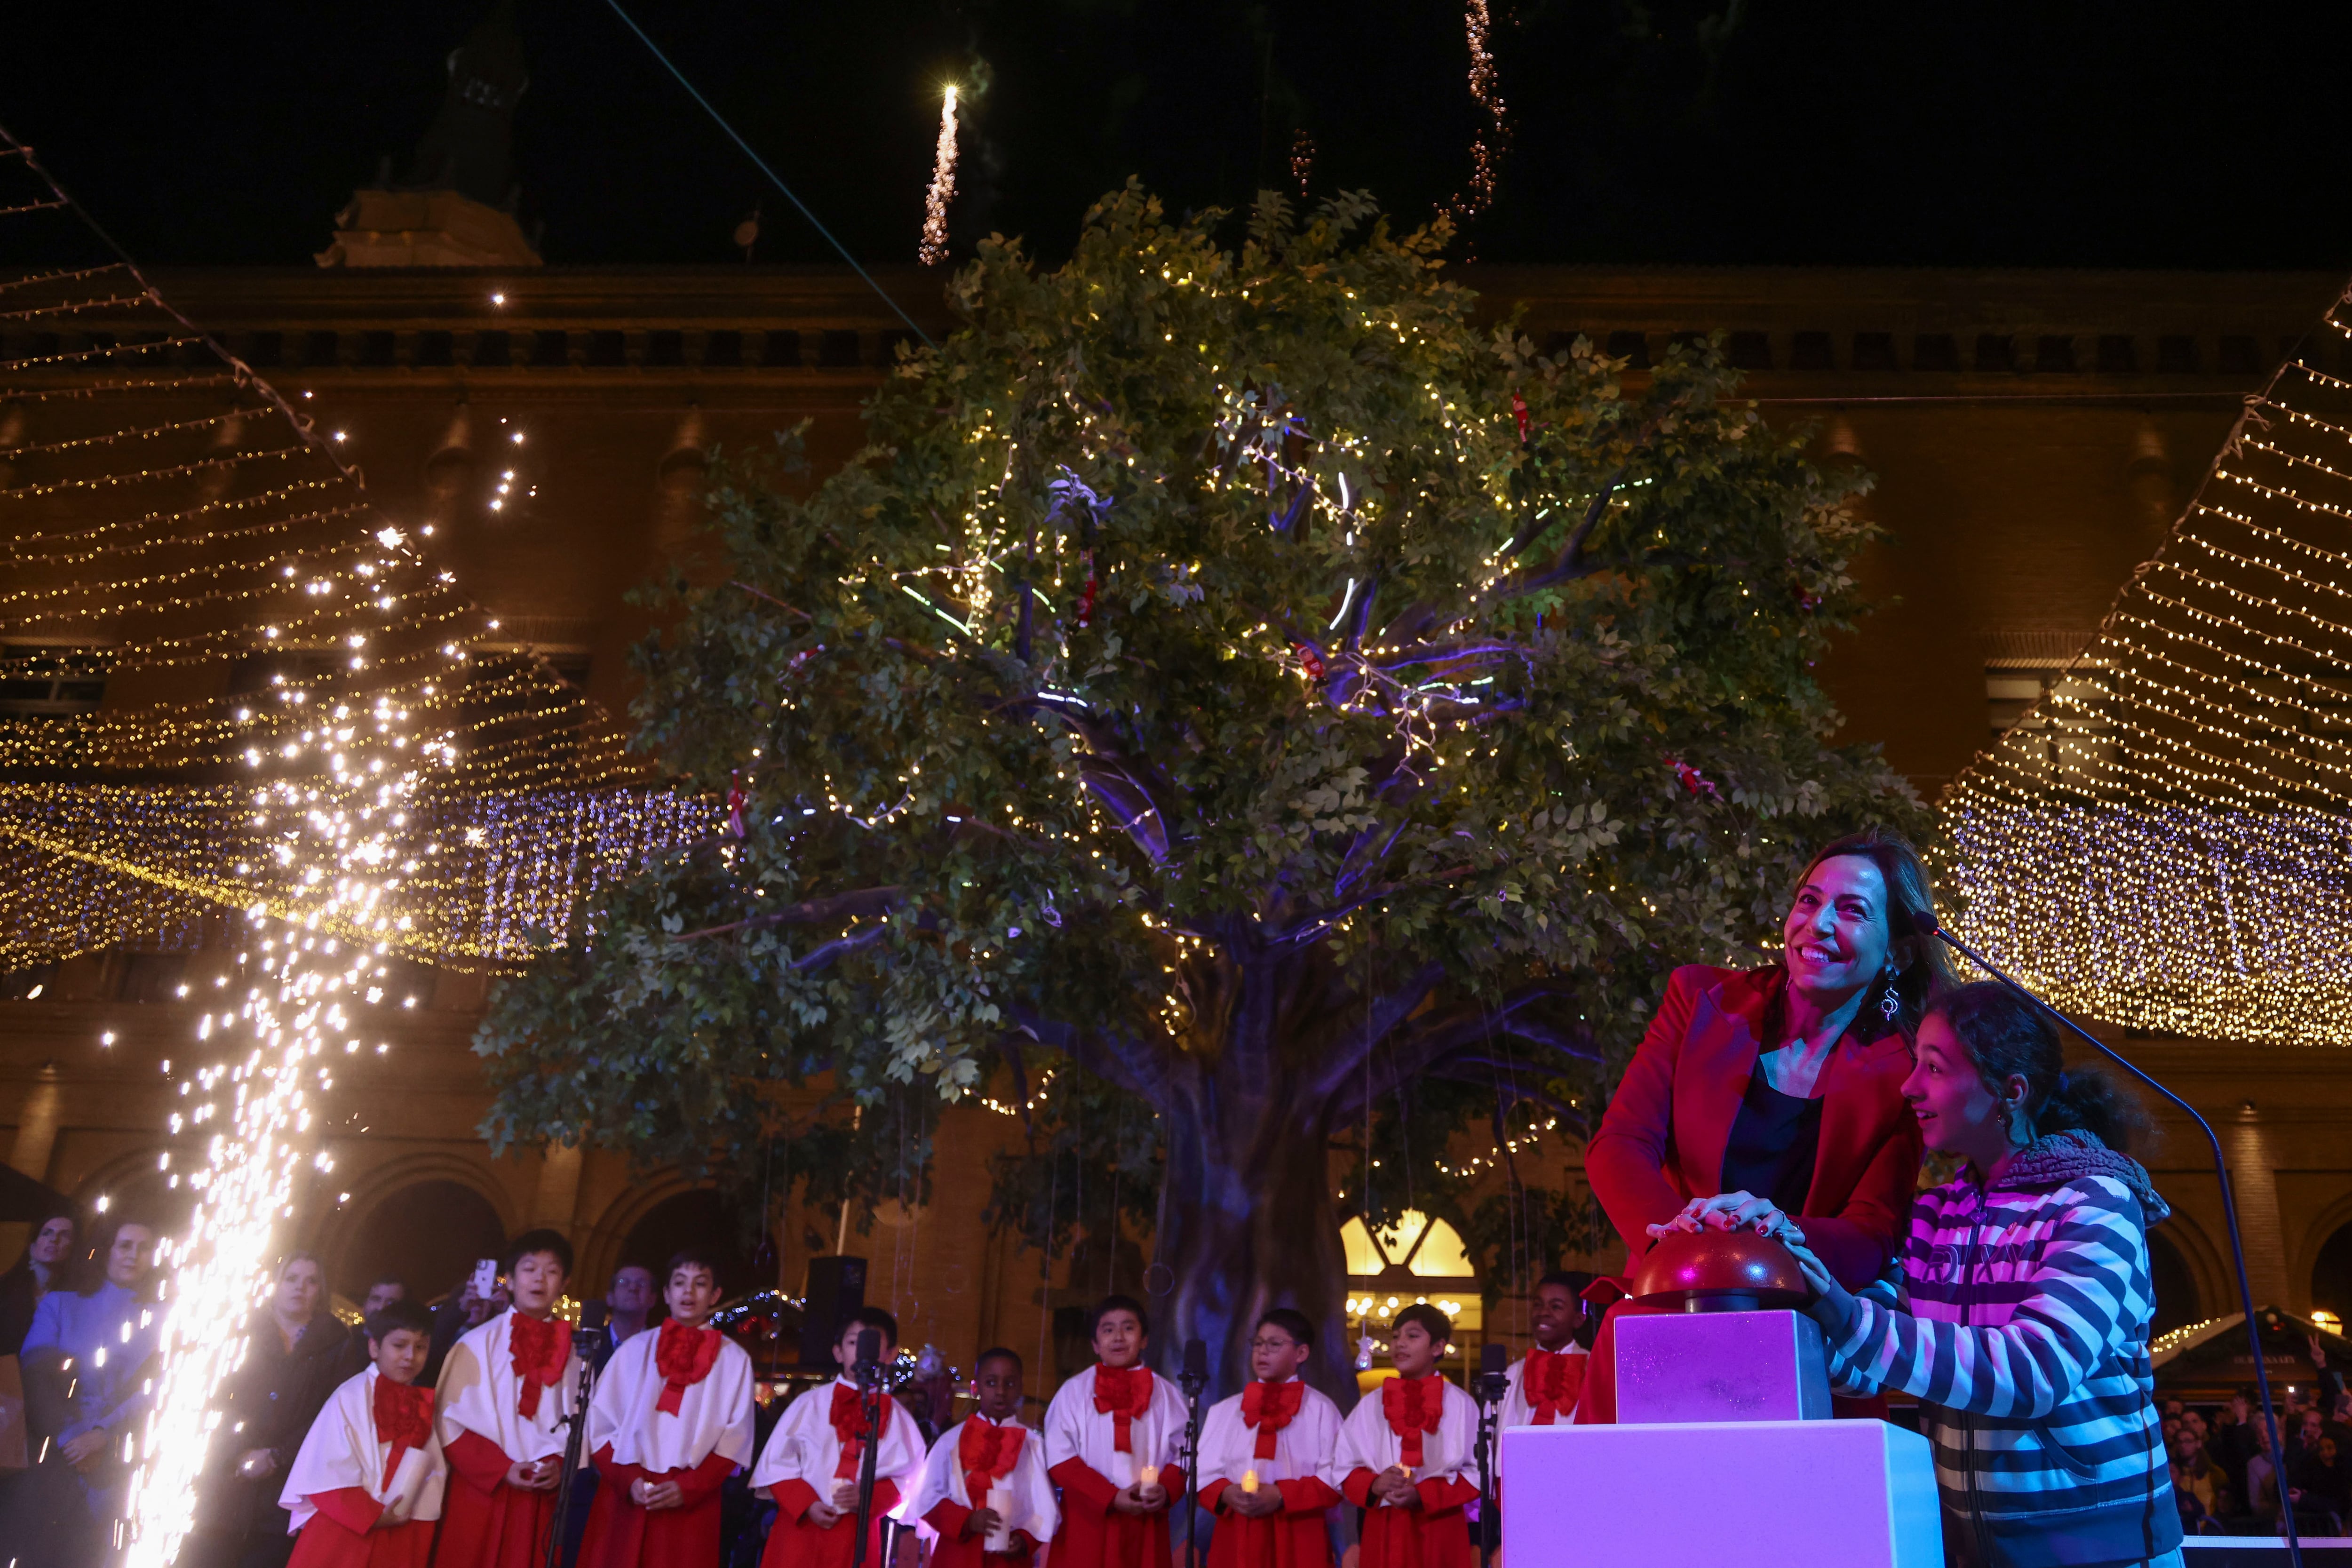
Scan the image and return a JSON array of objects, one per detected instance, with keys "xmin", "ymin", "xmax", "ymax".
[{"xmin": 1877, "ymin": 964, "xmax": 1902, "ymax": 1024}]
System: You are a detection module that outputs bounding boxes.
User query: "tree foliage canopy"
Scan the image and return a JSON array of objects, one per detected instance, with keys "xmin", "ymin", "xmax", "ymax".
[{"xmin": 476, "ymin": 185, "xmax": 1927, "ymax": 1301}]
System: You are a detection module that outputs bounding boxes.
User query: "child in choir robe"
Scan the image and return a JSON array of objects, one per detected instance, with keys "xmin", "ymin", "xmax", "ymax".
[
  {"xmin": 278, "ymin": 1297, "xmax": 444, "ymax": 1568},
  {"xmin": 577, "ymin": 1249, "xmax": 757, "ymax": 1568},
  {"xmin": 749, "ymin": 1307, "xmax": 928, "ymax": 1568},
  {"xmin": 1498, "ymin": 1274, "xmax": 1588, "ymax": 1431},
  {"xmin": 906, "ymin": 1348, "xmax": 1058, "ymax": 1567},
  {"xmin": 1042, "ymin": 1294, "xmax": 1190, "ymax": 1568},
  {"xmin": 1197, "ymin": 1309, "xmax": 1343, "ymax": 1568},
  {"xmin": 433, "ymin": 1229, "xmax": 585, "ymax": 1568},
  {"xmin": 1331, "ymin": 1305, "xmax": 1480, "ymax": 1568}
]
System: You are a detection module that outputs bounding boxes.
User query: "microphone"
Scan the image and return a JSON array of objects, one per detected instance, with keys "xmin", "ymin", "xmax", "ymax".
[
  {"xmin": 577, "ymin": 1299, "xmax": 611, "ymax": 1352},
  {"xmin": 855, "ymin": 1326, "xmax": 882, "ymax": 1386},
  {"xmin": 1473, "ymin": 1341, "xmax": 1510, "ymax": 1406},
  {"xmin": 1179, "ymin": 1337, "xmax": 1208, "ymax": 1396},
  {"xmin": 1923, "ymin": 917, "xmax": 2302, "ymax": 1567}
]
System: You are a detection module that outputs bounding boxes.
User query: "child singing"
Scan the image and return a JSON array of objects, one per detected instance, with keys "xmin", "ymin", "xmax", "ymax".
[
  {"xmin": 1042, "ymin": 1295, "xmax": 1189, "ymax": 1568},
  {"xmin": 907, "ymin": 1348, "xmax": 1058, "ymax": 1566},
  {"xmin": 1331, "ymin": 1305, "xmax": 1479, "ymax": 1568},
  {"xmin": 278, "ymin": 1297, "xmax": 444, "ymax": 1568},
  {"xmin": 1196, "ymin": 1309, "xmax": 1342, "ymax": 1568}
]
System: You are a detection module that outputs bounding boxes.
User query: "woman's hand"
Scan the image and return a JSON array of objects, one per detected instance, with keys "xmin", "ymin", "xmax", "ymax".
[
  {"xmin": 1647, "ymin": 1192, "xmax": 1805, "ymax": 1243},
  {"xmin": 1783, "ymin": 1236, "xmax": 1855, "ymax": 1329}
]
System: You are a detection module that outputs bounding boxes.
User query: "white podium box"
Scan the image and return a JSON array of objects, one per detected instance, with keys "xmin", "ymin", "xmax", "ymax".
[
  {"xmin": 1499, "ymin": 1419, "xmax": 1941, "ymax": 1568},
  {"xmin": 1614, "ymin": 1308, "xmax": 1830, "ymax": 1423}
]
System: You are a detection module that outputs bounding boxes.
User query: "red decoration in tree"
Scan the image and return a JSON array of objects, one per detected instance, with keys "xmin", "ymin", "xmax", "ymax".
[
  {"xmin": 1291, "ymin": 641, "xmax": 1327, "ymax": 681},
  {"xmin": 1077, "ymin": 553, "xmax": 1098, "ymax": 629},
  {"xmin": 726, "ymin": 771, "xmax": 747, "ymax": 838},
  {"xmin": 1511, "ymin": 390, "xmax": 1531, "ymax": 446},
  {"xmin": 1665, "ymin": 756, "xmax": 1719, "ymax": 799}
]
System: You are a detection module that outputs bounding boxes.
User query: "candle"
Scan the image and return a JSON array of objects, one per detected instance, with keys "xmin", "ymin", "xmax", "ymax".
[
  {"xmin": 1138, "ymin": 1465, "xmax": 1160, "ymax": 1489},
  {"xmin": 1241, "ymin": 1469, "xmax": 1260, "ymax": 1494}
]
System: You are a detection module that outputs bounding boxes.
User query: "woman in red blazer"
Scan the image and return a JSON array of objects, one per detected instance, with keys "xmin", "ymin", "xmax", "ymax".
[{"xmin": 1576, "ymin": 827, "xmax": 1955, "ymax": 1422}]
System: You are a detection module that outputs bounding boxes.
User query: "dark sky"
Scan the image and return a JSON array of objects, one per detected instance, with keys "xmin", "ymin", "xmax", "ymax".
[{"xmin": 3, "ymin": 1, "xmax": 2347, "ymax": 272}]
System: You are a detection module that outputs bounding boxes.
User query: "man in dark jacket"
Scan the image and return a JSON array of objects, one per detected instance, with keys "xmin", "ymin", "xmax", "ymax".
[{"xmin": 187, "ymin": 1253, "xmax": 351, "ymax": 1568}]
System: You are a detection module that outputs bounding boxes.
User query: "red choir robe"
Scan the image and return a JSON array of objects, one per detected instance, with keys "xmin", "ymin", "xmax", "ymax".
[
  {"xmin": 1041, "ymin": 1363, "xmax": 1191, "ymax": 1568},
  {"xmin": 906, "ymin": 1414, "xmax": 1059, "ymax": 1568},
  {"xmin": 432, "ymin": 1311, "xmax": 583, "ymax": 1568},
  {"xmin": 1196, "ymin": 1378, "xmax": 1343, "ymax": 1568},
  {"xmin": 1331, "ymin": 1375, "xmax": 1481, "ymax": 1568},
  {"xmin": 278, "ymin": 1366, "xmax": 445, "ymax": 1568},
  {"xmin": 748, "ymin": 1377, "xmax": 928, "ymax": 1568},
  {"xmin": 577, "ymin": 1318, "xmax": 757, "ymax": 1568}
]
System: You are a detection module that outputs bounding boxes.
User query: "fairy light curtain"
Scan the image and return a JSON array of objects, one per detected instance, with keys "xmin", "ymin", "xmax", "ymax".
[
  {"xmin": 1940, "ymin": 282, "xmax": 2352, "ymax": 1048},
  {"xmin": 0, "ymin": 144, "xmax": 707, "ymax": 974}
]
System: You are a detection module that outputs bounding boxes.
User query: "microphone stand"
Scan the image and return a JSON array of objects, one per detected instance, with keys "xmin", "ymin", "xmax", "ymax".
[
  {"xmin": 541, "ymin": 1313, "xmax": 608, "ymax": 1568},
  {"xmin": 1928, "ymin": 921, "xmax": 2300, "ymax": 1568},
  {"xmin": 1177, "ymin": 1354, "xmax": 1209, "ymax": 1568},
  {"xmin": 850, "ymin": 1345, "xmax": 886, "ymax": 1568},
  {"xmin": 1470, "ymin": 1356, "xmax": 1510, "ymax": 1568}
]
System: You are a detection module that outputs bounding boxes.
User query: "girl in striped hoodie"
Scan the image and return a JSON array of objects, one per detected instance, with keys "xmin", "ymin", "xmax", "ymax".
[{"xmin": 1784, "ymin": 981, "xmax": 2182, "ymax": 1568}]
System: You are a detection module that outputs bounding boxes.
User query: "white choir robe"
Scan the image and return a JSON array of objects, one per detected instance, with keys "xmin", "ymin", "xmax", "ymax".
[
  {"xmin": 1195, "ymin": 1380, "xmax": 1343, "ymax": 1568},
  {"xmin": 906, "ymin": 1415, "xmax": 1059, "ymax": 1566},
  {"xmin": 748, "ymin": 1377, "xmax": 928, "ymax": 1568},
  {"xmin": 1041, "ymin": 1365, "xmax": 1191, "ymax": 1568},
  {"xmin": 283, "ymin": 1367, "xmax": 447, "ymax": 1528},
  {"xmin": 1497, "ymin": 1345, "xmax": 1587, "ymax": 1430},
  {"xmin": 576, "ymin": 1326, "xmax": 757, "ymax": 1568},
  {"xmin": 1329, "ymin": 1377, "xmax": 1482, "ymax": 1568},
  {"xmin": 433, "ymin": 1311, "xmax": 587, "ymax": 1568}
]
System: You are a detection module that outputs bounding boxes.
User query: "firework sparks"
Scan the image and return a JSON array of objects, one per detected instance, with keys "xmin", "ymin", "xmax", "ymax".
[
  {"xmin": 1454, "ymin": 0, "xmax": 1509, "ymax": 222},
  {"xmin": 920, "ymin": 85, "xmax": 961, "ymax": 266}
]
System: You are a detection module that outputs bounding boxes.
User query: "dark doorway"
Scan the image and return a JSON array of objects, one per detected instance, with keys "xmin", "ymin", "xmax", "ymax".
[
  {"xmin": 617, "ymin": 1190, "xmax": 763, "ymax": 1300},
  {"xmin": 2312, "ymin": 1221, "xmax": 2352, "ymax": 1321},
  {"xmin": 341, "ymin": 1180, "xmax": 506, "ymax": 1304},
  {"xmin": 2148, "ymin": 1226, "xmax": 2200, "ymax": 1338}
]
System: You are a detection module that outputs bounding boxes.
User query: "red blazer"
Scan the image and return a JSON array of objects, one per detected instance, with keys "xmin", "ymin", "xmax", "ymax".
[{"xmin": 1586, "ymin": 963, "xmax": 1922, "ymax": 1289}]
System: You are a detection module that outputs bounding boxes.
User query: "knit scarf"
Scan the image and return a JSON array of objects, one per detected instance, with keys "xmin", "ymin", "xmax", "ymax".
[
  {"xmin": 508, "ymin": 1313, "xmax": 573, "ymax": 1420},
  {"xmin": 959, "ymin": 1417, "xmax": 1025, "ymax": 1505},
  {"xmin": 1240, "ymin": 1379, "xmax": 1303, "ymax": 1460},
  {"xmin": 654, "ymin": 1319, "xmax": 723, "ymax": 1416},
  {"xmin": 373, "ymin": 1376, "xmax": 434, "ymax": 1485},
  {"xmin": 1092, "ymin": 1365, "xmax": 1153, "ymax": 1454},
  {"xmin": 1380, "ymin": 1375, "xmax": 1443, "ymax": 1469}
]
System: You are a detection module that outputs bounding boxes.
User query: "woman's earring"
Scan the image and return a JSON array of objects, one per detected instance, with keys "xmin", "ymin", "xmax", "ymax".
[{"xmin": 1877, "ymin": 967, "xmax": 1902, "ymax": 1023}]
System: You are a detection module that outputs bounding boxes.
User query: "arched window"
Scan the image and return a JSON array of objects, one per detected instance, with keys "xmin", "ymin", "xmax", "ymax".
[{"xmin": 2145, "ymin": 1227, "xmax": 2200, "ymax": 1339}]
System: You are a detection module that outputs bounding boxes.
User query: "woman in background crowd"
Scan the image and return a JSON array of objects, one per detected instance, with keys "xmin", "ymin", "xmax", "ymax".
[{"xmin": 0, "ymin": 1210, "xmax": 76, "ymax": 1357}]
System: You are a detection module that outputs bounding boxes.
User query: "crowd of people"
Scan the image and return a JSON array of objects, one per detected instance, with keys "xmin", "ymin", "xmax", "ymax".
[
  {"xmin": 2161, "ymin": 1358, "xmax": 2352, "ymax": 1537},
  {"xmin": 0, "ymin": 1214, "xmax": 1605, "ymax": 1568}
]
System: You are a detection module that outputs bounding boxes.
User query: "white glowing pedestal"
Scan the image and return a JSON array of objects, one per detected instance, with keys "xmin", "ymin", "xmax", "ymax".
[{"xmin": 1499, "ymin": 1419, "xmax": 1941, "ymax": 1568}]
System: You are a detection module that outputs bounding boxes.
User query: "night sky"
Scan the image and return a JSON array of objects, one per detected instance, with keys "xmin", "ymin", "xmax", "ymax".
[{"xmin": 4, "ymin": 1, "xmax": 2348, "ymax": 273}]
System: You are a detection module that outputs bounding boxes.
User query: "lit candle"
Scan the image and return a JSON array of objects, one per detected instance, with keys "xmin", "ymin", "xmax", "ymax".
[
  {"xmin": 1138, "ymin": 1465, "xmax": 1160, "ymax": 1489},
  {"xmin": 1241, "ymin": 1469, "xmax": 1260, "ymax": 1494}
]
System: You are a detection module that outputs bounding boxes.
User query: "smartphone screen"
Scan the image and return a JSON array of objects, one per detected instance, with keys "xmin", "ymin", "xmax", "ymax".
[{"xmin": 471, "ymin": 1258, "xmax": 498, "ymax": 1301}]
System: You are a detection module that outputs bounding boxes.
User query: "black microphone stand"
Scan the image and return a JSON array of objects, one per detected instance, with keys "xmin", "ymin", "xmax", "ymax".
[
  {"xmin": 1470, "ymin": 1350, "xmax": 1510, "ymax": 1568},
  {"xmin": 541, "ymin": 1306, "xmax": 609, "ymax": 1568},
  {"xmin": 1928, "ymin": 920, "xmax": 2300, "ymax": 1568},
  {"xmin": 1177, "ymin": 1345, "xmax": 1209, "ymax": 1568},
  {"xmin": 850, "ymin": 1334, "xmax": 887, "ymax": 1568}
]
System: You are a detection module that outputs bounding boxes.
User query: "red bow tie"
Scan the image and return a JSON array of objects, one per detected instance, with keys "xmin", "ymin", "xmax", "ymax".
[
  {"xmin": 508, "ymin": 1313, "xmax": 573, "ymax": 1420},
  {"xmin": 654, "ymin": 1320, "xmax": 723, "ymax": 1415},
  {"xmin": 373, "ymin": 1377, "xmax": 434, "ymax": 1485},
  {"xmin": 828, "ymin": 1382, "xmax": 896, "ymax": 1480},
  {"xmin": 1522, "ymin": 1348, "xmax": 1583, "ymax": 1425},
  {"xmin": 959, "ymin": 1417, "xmax": 1025, "ymax": 1505},
  {"xmin": 1240, "ymin": 1379, "xmax": 1303, "ymax": 1460},
  {"xmin": 1380, "ymin": 1375, "xmax": 1443, "ymax": 1469},
  {"xmin": 1092, "ymin": 1365, "xmax": 1153, "ymax": 1454}
]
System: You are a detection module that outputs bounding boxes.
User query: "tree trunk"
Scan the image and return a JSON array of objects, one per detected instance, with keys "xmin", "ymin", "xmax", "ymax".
[{"xmin": 1147, "ymin": 954, "xmax": 1360, "ymax": 1411}]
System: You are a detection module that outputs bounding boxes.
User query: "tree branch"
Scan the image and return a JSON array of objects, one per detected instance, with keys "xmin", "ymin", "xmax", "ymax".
[
  {"xmin": 1267, "ymin": 863, "xmax": 1475, "ymax": 947},
  {"xmin": 1334, "ymin": 983, "xmax": 1587, "ymax": 1118},
  {"xmin": 671, "ymin": 885, "xmax": 905, "ymax": 942},
  {"xmin": 1307, "ymin": 960, "xmax": 1447, "ymax": 1104}
]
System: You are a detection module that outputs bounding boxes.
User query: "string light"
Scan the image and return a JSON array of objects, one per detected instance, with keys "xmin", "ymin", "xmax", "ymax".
[
  {"xmin": 0, "ymin": 130, "xmax": 703, "ymax": 1566},
  {"xmin": 919, "ymin": 84, "xmax": 960, "ymax": 267},
  {"xmin": 1942, "ymin": 293, "xmax": 2352, "ymax": 1047}
]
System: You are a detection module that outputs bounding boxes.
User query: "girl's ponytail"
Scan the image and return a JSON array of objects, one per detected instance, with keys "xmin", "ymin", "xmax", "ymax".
[{"xmin": 2034, "ymin": 1066, "xmax": 2153, "ymax": 1156}]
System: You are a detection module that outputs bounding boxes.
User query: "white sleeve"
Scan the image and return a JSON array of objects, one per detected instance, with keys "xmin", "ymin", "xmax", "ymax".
[
  {"xmin": 1328, "ymin": 1396, "xmax": 1383, "ymax": 1492},
  {"xmin": 1041, "ymin": 1377, "xmax": 1090, "ymax": 1472},
  {"xmin": 1195, "ymin": 1397, "xmax": 1245, "ymax": 1491},
  {"xmin": 749, "ymin": 1388, "xmax": 818, "ymax": 1492},
  {"xmin": 906, "ymin": 1422, "xmax": 962, "ymax": 1524},
  {"xmin": 1009, "ymin": 1429, "xmax": 1061, "ymax": 1544},
  {"xmin": 584, "ymin": 1338, "xmax": 636, "ymax": 1461}
]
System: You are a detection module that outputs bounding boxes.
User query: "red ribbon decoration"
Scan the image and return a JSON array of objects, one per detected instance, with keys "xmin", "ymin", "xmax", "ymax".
[
  {"xmin": 508, "ymin": 1313, "xmax": 574, "ymax": 1421},
  {"xmin": 1240, "ymin": 1378, "xmax": 1303, "ymax": 1461},
  {"xmin": 828, "ymin": 1382, "xmax": 898, "ymax": 1479},
  {"xmin": 1077, "ymin": 561, "xmax": 1099, "ymax": 630},
  {"xmin": 959, "ymin": 1416, "xmax": 1025, "ymax": 1505},
  {"xmin": 1289, "ymin": 641, "xmax": 1326, "ymax": 681},
  {"xmin": 1520, "ymin": 1348, "xmax": 1582, "ymax": 1426},
  {"xmin": 373, "ymin": 1376, "xmax": 434, "ymax": 1484},
  {"xmin": 1091, "ymin": 1364, "xmax": 1153, "ymax": 1454},
  {"xmin": 1511, "ymin": 390, "xmax": 1531, "ymax": 445},
  {"xmin": 1380, "ymin": 1375, "xmax": 1443, "ymax": 1469},
  {"xmin": 725, "ymin": 772, "xmax": 747, "ymax": 839},
  {"xmin": 654, "ymin": 1319, "xmax": 723, "ymax": 1416}
]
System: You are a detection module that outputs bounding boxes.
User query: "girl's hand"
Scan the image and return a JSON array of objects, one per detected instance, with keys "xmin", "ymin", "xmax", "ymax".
[{"xmin": 1783, "ymin": 1236, "xmax": 1854, "ymax": 1328}]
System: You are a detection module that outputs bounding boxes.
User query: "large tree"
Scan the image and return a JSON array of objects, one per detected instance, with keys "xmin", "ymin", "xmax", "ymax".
[{"xmin": 476, "ymin": 186, "xmax": 1926, "ymax": 1397}]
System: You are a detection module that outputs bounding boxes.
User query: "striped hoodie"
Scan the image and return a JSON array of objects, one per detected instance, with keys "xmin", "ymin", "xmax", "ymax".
[{"xmin": 1820, "ymin": 1130, "xmax": 2182, "ymax": 1568}]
